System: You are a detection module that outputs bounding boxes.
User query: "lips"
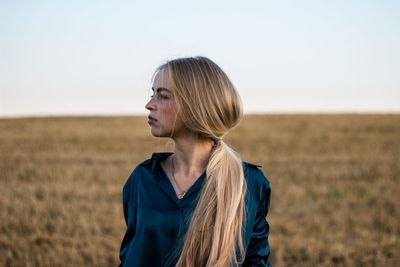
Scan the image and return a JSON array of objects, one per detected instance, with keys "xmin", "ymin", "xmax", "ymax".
[{"xmin": 148, "ymin": 115, "xmax": 157, "ymax": 122}]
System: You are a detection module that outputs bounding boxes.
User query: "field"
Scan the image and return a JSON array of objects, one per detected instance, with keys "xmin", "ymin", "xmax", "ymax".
[{"xmin": 0, "ymin": 114, "xmax": 399, "ymax": 266}]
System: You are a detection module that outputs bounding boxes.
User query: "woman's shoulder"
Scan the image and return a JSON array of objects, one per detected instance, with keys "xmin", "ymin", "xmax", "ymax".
[
  {"xmin": 242, "ymin": 160, "xmax": 271, "ymax": 201},
  {"xmin": 123, "ymin": 154, "xmax": 155, "ymax": 188},
  {"xmin": 128, "ymin": 157, "xmax": 152, "ymax": 177},
  {"xmin": 124, "ymin": 152, "xmax": 171, "ymax": 184},
  {"xmin": 242, "ymin": 161, "xmax": 270, "ymax": 184}
]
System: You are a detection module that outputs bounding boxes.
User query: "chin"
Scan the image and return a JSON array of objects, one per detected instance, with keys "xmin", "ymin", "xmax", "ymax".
[{"xmin": 150, "ymin": 128, "xmax": 171, "ymax": 138}]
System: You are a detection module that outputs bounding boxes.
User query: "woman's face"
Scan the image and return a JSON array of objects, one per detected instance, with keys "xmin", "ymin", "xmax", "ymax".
[{"xmin": 145, "ymin": 68, "xmax": 186, "ymax": 138}]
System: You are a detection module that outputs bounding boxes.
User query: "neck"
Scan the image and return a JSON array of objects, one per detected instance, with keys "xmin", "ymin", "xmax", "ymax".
[{"xmin": 172, "ymin": 133, "xmax": 214, "ymax": 178}]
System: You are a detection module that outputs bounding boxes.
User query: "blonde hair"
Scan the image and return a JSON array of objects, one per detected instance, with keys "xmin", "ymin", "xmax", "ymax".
[{"xmin": 157, "ymin": 56, "xmax": 246, "ymax": 267}]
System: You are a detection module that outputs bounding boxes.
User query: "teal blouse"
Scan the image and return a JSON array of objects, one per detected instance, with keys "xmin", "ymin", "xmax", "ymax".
[{"xmin": 119, "ymin": 152, "xmax": 272, "ymax": 266}]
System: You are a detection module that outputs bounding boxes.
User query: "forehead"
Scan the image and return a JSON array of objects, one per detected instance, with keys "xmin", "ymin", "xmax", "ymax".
[{"xmin": 152, "ymin": 68, "xmax": 173, "ymax": 92}]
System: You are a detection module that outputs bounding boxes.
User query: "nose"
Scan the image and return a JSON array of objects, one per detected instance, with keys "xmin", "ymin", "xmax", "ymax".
[{"xmin": 145, "ymin": 98, "xmax": 156, "ymax": 111}]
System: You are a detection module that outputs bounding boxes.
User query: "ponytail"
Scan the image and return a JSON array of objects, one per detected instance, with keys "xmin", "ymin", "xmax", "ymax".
[{"xmin": 175, "ymin": 140, "xmax": 247, "ymax": 267}]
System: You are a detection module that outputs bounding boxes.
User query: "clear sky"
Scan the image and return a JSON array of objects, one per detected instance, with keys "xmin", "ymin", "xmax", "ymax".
[{"xmin": 1, "ymin": 0, "xmax": 399, "ymax": 117}]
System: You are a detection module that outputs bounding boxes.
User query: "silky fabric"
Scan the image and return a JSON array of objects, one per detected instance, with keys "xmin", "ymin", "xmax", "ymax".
[{"xmin": 119, "ymin": 152, "xmax": 272, "ymax": 267}]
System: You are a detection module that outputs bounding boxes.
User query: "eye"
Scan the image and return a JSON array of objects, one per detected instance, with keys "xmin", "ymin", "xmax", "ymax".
[
  {"xmin": 160, "ymin": 94, "xmax": 169, "ymax": 99},
  {"xmin": 149, "ymin": 92, "xmax": 170, "ymax": 100}
]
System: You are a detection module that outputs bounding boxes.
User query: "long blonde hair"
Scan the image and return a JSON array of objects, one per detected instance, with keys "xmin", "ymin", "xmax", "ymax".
[{"xmin": 157, "ymin": 56, "xmax": 246, "ymax": 267}]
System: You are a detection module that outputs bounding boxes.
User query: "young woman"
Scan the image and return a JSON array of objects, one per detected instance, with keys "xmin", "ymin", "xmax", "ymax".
[{"xmin": 119, "ymin": 56, "xmax": 272, "ymax": 267}]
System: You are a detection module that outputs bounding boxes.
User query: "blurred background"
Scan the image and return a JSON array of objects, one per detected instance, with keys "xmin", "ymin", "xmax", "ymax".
[
  {"xmin": 1, "ymin": 0, "xmax": 399, "ymax": 116},
  {"xmin": 0, "ymin": 0, "xmax": 399, "ymax": 266}
]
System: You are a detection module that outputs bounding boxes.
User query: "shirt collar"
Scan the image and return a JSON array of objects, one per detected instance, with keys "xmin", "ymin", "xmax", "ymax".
[
  {"xmin": 150, "ymin": 152, "xmax": 174, "ymax": 181},
  {"xmin": 149, "ymin": 152, "xmax": 207, "ymax": 203}
]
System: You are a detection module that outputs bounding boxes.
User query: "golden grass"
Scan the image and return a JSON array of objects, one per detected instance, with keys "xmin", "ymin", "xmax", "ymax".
[{"xmin": 0, "ymin": 114, "xmax": 399, "ymax": 266}]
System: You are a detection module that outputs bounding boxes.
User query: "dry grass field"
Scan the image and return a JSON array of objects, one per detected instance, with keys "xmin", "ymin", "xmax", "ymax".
[{"xmin": 0, "ymin": 114, "xmax": 399, "ymax": 266}]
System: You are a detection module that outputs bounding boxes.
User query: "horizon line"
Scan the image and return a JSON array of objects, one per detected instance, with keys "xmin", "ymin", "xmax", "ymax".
[{"xmin": 1, "ymin": 110, "xmax": 399, "ymax": 119}]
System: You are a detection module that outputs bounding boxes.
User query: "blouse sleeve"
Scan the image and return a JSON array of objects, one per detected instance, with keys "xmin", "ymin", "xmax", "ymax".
[
  {"xmin": 243, "ymin": 185, "xmax": 272, "ymax": 267},
  {"xmin": 119, "ymin": 172, "xmax": 137, "ymax": 266}
]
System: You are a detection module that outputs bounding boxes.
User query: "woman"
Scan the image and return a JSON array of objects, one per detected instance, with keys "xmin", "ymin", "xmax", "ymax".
[{"xmin": 119, "ymin": 56, "xmax": 272, "ymax": 267}]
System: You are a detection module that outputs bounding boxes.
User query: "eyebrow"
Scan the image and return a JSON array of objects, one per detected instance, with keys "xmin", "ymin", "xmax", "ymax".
[{"xmin": 152, "ymin": 87, "xmax": 171, "ymax": 93}]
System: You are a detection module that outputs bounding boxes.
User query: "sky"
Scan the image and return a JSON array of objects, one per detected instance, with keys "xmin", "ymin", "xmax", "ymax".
[{"xmin": 1, "ymin": 0, "xmax": 399, "ymax": 117}]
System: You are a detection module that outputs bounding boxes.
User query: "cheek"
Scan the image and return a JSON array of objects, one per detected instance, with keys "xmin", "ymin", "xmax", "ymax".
[{"xmin": 159, "ymin": 103, "xmax": 177, "ymax": 122}]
